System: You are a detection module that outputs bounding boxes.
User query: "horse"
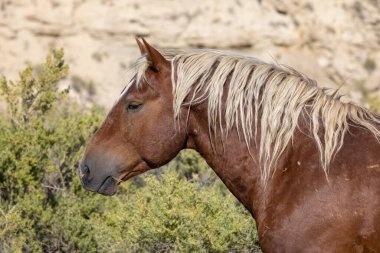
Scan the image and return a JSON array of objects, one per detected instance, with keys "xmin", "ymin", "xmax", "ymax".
[{"xmin": 79, "ymin": 38, "xmax": 380, "ymax": 252}]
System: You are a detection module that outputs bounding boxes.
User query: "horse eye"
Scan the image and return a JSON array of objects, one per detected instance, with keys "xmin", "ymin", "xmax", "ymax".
[{"xmin": 126, "ymin": 102, "xmax": 143, "ymax": 112}]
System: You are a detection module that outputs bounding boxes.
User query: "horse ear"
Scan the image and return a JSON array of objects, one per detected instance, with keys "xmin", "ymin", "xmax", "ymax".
[
  {"xmin": 135, "ymin": 37, "xmax": 147, "ymax": 55},
  {"xmin": 141, "ymin": 38, "xmax": 169, "ymax": 72}
]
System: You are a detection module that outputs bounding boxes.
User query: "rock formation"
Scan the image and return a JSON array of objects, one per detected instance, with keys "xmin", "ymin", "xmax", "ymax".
[{"xmin": 0, "ymin": 0, "xmax": 379, "ymax": 107}]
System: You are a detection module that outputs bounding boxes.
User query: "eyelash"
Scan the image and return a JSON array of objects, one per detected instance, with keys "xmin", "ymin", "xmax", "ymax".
[{"xmin": 126, "ymin": 103, "xmax": 143, "ymax": 112}]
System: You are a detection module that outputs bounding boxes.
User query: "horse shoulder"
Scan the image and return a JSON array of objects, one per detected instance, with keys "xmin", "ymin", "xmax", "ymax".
[{"xmin": 256, "ymin": 125, "xmax": 380, "ymax": 252}]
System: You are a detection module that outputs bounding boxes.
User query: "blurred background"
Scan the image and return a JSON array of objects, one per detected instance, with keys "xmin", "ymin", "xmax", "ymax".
[
  {"xmin": 0, "ymin": 1, "xmax": 380, "ymax": 252},
  {"xmin": 1, "ymin": 0, "xmax": 379, "ymax": 108}
]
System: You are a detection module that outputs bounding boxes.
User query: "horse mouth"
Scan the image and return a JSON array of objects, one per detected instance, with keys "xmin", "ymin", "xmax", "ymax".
[
  {"xmin": 97, "ymin": 176, "xmax": 118, "ymax": 196},
  {"xmin": 94, "ymin": 162, "xmax": 149, "ymax": 196},
  {"xmin": 96, "ymin": 170, "xmax": 138, "ymax": 196}
]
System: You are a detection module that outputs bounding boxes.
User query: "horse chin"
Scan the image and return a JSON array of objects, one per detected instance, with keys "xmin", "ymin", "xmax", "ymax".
[{"xmin": 97, "ymin": 176, "xmax": 118, "ymax": 196}]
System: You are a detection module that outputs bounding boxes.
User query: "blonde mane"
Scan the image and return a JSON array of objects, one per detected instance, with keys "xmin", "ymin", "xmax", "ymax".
[{"xmin": 134, "ymin": 49, "xmax": 380, "ymax": 182}]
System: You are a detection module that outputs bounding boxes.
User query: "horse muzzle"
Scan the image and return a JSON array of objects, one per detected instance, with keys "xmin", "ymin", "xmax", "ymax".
[{"xmin": 78, "ymin": 161, "xmax": 118, "ymax": 196}]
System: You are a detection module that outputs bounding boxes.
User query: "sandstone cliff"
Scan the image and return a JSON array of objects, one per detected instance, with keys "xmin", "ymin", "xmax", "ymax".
[{"xmin": 0, "ymin": 0, "xmax": 379, "ymax": 107}]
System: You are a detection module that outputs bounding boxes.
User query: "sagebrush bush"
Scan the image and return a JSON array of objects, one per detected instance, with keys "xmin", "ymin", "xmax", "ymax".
[{"xmin": 0, "ymin": 50, "xmax": 260, "ymax": 253}]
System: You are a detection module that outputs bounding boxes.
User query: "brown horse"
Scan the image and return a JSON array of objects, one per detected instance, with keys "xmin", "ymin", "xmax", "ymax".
[{"xmin": 79, "ymin": 38, "xmax": 380, "ymax": 252}]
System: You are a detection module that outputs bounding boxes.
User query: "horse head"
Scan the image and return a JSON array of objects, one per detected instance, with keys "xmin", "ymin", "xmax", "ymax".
[{"xmin": 79, "ymin": 39, "xmax": 189, "ymax": 195}]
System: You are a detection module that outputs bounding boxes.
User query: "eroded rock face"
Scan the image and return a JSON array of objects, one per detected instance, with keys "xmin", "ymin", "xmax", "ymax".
[{"xmin": 0, "ymin": 0, "xmax": 379, "ymax": 107}]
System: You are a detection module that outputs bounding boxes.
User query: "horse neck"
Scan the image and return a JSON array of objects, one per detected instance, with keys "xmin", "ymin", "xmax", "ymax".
[{"xmin": 185, "ymin": 104, "xmax": 268, "ymax": 215}]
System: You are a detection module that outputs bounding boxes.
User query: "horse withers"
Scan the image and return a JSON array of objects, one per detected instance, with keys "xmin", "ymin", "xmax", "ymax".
[{"xmin": 79, "ymin": 38, "xmax": 380, "ymax": 252}]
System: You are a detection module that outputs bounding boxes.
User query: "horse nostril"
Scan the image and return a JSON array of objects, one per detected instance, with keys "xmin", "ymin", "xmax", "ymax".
[
  {"xmin": 79, "ymin": 164, "xmax": 91, "ymax": 179},
  {"xmin": 84, "ymin": 165, "xmax": 90, "ymax": 174}
]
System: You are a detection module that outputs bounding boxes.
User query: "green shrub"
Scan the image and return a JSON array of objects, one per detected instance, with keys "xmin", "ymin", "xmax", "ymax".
[{"xmin": 0, "ymin": 50, "xmax": 260, "ymax": 253}]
